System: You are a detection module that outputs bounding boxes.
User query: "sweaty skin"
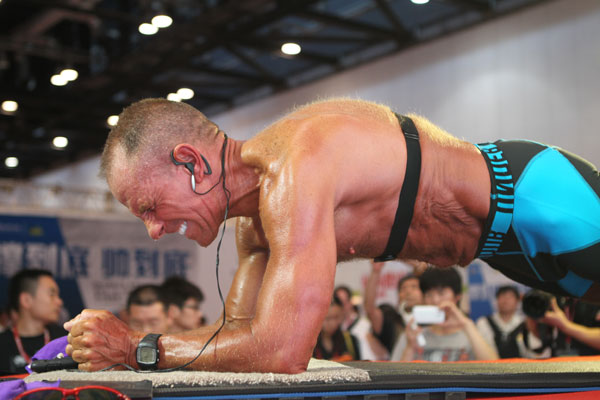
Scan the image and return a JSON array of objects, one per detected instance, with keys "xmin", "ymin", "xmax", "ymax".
[{"xmin": 65, "ymin": 99, "xmax": 491, "ymax": 373}]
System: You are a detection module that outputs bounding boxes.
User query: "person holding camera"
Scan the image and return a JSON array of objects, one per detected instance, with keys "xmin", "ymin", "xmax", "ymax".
[
  {"xmin": 540, "ymin": 297, "xmax": 600, "ymax": 356},
  {"xmin": 390, "ymin": 267, "xmax": 498, "ymax": 362},
  {"xmin": 363, "ymin": 261, "xmax": 424, "ymax": 360}
]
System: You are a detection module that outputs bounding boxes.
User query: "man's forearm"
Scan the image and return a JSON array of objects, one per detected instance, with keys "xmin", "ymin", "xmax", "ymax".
[
  {"xmin": 364, "ymin": 267, "xmax": 383, "ymax": 334},
  {"xmin": 155, "ymin": 320, "xmax": 304, "ymax": 373},
  {"xmin": 463, "ymin": 320, "xmax": 499, "ymax": 360},
  {"xmin": 558, "ymin": 321, "xmax": 600, "ymax": 351}
]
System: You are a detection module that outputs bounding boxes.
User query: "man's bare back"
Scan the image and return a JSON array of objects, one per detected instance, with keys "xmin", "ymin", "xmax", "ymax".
[{"xmin": 241, "ymin": 99, "xmax": 490, "ymax": 267}]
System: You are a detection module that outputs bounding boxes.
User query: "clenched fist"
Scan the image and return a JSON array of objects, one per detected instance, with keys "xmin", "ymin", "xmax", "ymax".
[{"xmin": 64, "ymin": 309, "xmax": 142, "ymax": 371}]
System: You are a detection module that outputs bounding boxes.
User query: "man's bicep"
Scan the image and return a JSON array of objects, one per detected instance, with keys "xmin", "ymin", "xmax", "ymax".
[
  {"xmin": 224, "ymin": 217, "xmax": 269, "ymax": 320},
  {"xmin": 252, "ymin": 169, "xmax": 339, "ymax": 356}
]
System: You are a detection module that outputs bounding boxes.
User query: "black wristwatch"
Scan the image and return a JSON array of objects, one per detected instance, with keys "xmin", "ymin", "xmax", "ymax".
[{"xmin": 136, "ymin": 333, "xmax": 162, "ymax": 370}]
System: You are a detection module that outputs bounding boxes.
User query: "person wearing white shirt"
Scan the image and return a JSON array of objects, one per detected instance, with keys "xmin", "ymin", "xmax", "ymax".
[{"xmin": 476, "ymin": 285, "xmax": 525, "ymax": 358}]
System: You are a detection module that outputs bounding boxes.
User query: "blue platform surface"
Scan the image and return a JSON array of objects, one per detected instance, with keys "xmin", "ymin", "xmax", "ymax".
[{"xmin": 147, "ymin": 357, "xmax": 600, "ymax": 399}]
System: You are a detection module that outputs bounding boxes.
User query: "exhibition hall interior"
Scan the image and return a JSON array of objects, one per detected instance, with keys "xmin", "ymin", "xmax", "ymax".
[{"xmin": 1, "ymin": 0, "xmax": 599, "ymax": 399}]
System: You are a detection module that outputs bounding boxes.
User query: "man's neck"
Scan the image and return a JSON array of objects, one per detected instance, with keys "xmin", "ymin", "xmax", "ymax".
[
  {"xmin": 225, "ymin": 139, "xmax": 261, "ymax": 217},
  {"xmin": 16, "ymin": 314, "xmax": 46, "ymax": 337},
  {"xmin": 498, "ymin": 311, "xmax": 514, "ymax": 323}
]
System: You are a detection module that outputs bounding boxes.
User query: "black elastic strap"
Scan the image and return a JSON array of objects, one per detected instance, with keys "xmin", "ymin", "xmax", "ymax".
[{"xmin": 374, "ymin": 114, "xmax": 421, "ymax": 262}]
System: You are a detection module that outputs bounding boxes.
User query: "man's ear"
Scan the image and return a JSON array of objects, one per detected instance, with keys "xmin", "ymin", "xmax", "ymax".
[
  {"xmin": 19, "ymin": 292, "xmax": 33, "ymax": 311},
  {"xmin": 455, "ymin": 293, "xmax": 462, "ymax": 306},
  {"xmin": 167, "ymin": 304, "xmax": 181, "ymax": 320},
  {"xmin": 172, "ymin": 144, "xmax": 211, "ymax": 178}
]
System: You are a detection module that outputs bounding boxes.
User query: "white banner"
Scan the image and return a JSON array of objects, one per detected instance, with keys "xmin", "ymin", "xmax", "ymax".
[{"xmin": 0, "ymin": 214, "xmax": 202, "ymax": 319}]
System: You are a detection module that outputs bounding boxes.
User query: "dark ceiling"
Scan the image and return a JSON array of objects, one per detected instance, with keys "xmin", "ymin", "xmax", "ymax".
[{"xmin": 0, "ymin": 0, "xmax": 549, "ymax": 179}]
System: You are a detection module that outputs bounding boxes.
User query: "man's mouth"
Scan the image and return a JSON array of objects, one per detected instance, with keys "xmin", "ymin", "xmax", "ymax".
[{"xmin": 178, "ymin": 221, "xmax": 188, "ymax": 235}]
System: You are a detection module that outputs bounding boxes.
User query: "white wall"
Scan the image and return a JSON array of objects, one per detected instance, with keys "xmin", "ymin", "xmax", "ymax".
[{"xmin": 26, "ymin": 0, "xmax": 600, "ymax": 318}]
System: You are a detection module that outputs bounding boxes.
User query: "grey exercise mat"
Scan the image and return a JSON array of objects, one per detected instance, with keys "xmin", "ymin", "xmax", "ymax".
[{"xmin": 24, "ymin": 358, "xmax": 370, "ymax": 387}]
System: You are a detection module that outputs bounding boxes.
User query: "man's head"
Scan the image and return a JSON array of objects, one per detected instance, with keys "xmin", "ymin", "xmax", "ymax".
[
  {"xmin": 419, "ymin": 267, "xmax": 462, "ymax": 306},
  {"xmin": 8, "ymin": 269, "xmax": 63, "ymax": 325},
  {"xmin": 397, "ymin": 274, "xmax": 423, "ymax": 311},
  {"xmin": 161, "ymin": 276, "xmax": 204, "ymax": 332},
  {"xmin": 101, "ymin": 99, "xmax": 226, "ymax": 246},
  {"xmin": 496, "ymin": 285, "xmax": 520, "ymax": 316},
  {"xmin": 333, "ymin": 286, "xmax": 356, "ymax": 318},
  {"xmin": 126, "ymin": 284, "xmax": 171, "ymax": 333}
]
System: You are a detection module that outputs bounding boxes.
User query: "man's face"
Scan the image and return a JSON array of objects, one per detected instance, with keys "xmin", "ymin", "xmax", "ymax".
[
  {"xmin": 334, "ymin": 289, "xmax": 354, "ymax": 316},
  {"xmin": 28, "ymin": 276, "xmax": 63, "ymax": 324},
  {"xmin": 397, "ymin": 278, "xmax": 423, "ymax": 309},
  {"xmin": 173, "ymin": 298, "xmax": 203, "ymax": 331},
  {"xmin": 322, "ymin": 303, "xmax": 344, "ymax": 336},
  {"xmin": 497, "ymin": 291, "xmax": 519, "ymax": 315},
  {"xmin": 108, "ymin": 152, "xmax": 221, "ymax": 247},
  {"xmin": 423, "ymin": 286, "xmax": 458, "ymax": 306},
  {"xmin": 128, "ymin": 302, "xmax": 170, "ymax": 333}
]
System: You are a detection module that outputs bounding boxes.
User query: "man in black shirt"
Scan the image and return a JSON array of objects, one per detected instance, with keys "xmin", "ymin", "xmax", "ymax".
[
  {"xmin": 0, "ymin": 269, "xmax": 66, "ymax": 374},
  {"xmin": 161, "ymin": 276, "xmax": 205, "ymax": 333}
]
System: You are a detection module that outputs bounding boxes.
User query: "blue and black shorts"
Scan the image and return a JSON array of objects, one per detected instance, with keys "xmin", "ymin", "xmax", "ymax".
[{"xmin": 475, "ymin": 140, "xmax": 600, "ymax": 302}]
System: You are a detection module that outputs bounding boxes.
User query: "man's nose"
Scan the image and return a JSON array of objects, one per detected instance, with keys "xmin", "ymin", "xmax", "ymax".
[{"xmin": 145, "ymin": 219, "xmax": 165, "ymax": 240}]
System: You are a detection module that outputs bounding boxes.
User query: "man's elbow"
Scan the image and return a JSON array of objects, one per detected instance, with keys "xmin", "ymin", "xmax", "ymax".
[
  {"xmin": 263, "ymin": 343, "xmax": 312, "ymax": 374},
  {"xmin": 250, "ymin": 332, "xmax": 313, "ymax": 373},
  {"xmin": 250, "ymin": 313, "xmax": 320, "ymax": 373}
]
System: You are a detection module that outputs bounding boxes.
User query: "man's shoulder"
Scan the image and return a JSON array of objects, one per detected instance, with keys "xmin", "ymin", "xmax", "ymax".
[{"xmin": 235, "ymin": 216, "xmax": 268, "ymax": 252}]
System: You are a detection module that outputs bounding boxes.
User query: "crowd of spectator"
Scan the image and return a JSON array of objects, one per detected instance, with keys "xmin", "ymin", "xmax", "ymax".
[{"xmin": 3, "ymin": 262, "xmax": 600, "ymax": 374}]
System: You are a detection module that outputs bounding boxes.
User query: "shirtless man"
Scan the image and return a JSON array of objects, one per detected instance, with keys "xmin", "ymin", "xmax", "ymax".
[{"xmin": 65, "ymin": 98, "xmax": 600, "ymax": 373}]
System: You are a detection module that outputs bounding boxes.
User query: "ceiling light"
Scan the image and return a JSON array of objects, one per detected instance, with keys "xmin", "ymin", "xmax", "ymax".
[
  {"xmin": 167, "ymin": 93, "xmax": 181, "ymax": 102},
  {"xmin": 152, "ymin": 15, "xmax": 173, "ymax": 28},
  {"xmin": 281, "ymin": 42, "xmax": 301, "ymax": 56},
  {"xmin": 107, "ymin": 115, "xmax": 119, "ymax": 127},
  {"xmin": 177, "ymin": 88, "xmax": 194, "ymax": 100},
  {"xmin": 5, "ymin": 157, "xmax": 18, "ymax": 168},
  {"xmin": 60, "ymin": 68, "xmax": 78, "ymax": 81},
  {"xmin": 411, "ymin": 0, "xmax": 430, "ymax": 4},
  {"xmin": 139, "ymin": 23, "xmax": 158, "ymax": 35},
  {"xmin": 50, "ymin": 74, "xmax": 68, "ymax": 86},
  {"xmin": 1, "ymin": 100, "xmax": 18, "ymax": 112},
  {"xmin": 53, "ymin": 136, "xmax": 68, "ymax": 148}
]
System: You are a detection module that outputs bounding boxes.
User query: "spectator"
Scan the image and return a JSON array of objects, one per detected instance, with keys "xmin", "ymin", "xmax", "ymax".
[
  {"xmin": 0, "ymin": 306, "xmax": 12, "ymax": 332},
  {"xmin": 364, "ymin": 261, "xmax": 423, "ymax": 358},
  {"xmin": 126, "ymin": 284, "xmax": 171, "ymax": 334},
  {"xmin": 541, "ymin": 298, "xmax": 600, "ymax": 356},
  {"xmin": 516, "ymin": 316, "xmax": 553, "ymax": 359},
  {"xmin": 334, "ymin": 285, "xmax": 378, "ymax": 360},
  {"xmin": 476, "ymin": 285, "xmax": 525, "ymax": 358},
  {"xmin": 391, "ymin": 267, "xmax": 498, "ymax": 362},
  {"xmin": 0, "ymin": 269, "xmax": 66, "ymax": 374},
  {"xmin": 161, "ymin": 276, "xmax": 205, "ymax": 333},
  {"xmin": 333, "ymin": 286, "xmax": 359, "ymax": 331},
  {"xmin": 313, "ymin": 295, "xmax": 361, "ymax": 361}
]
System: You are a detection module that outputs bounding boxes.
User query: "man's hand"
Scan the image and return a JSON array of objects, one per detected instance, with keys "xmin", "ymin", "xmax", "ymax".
[
  {"xmin": 438, "ymin": 300, "xmax": 471, "ymax": 330},
  {"xmin": 64, "ymin": 309, "xmax": 141, "ymax": 371},
  {"xmin": 540, "ymin": 297, "xmax": 569, "ymax": 330},
  {"xmin": 404, "ymin": 317, "xmax": 423, "ymax": 349},
  {"xmin": 371, "ymin": 261, "xmax": 385, "ymax": 274}
]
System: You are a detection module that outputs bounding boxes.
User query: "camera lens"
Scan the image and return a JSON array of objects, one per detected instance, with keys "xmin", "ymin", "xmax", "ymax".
[{"xmin": 522, "ymin": 290, "xmax": 552, "ymax": 319}]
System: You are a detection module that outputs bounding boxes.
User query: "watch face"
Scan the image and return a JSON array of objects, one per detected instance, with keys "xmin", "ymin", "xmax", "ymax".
[{"xmin": 139, "ymin": 347, "xmax": 156, "ymax": 363}]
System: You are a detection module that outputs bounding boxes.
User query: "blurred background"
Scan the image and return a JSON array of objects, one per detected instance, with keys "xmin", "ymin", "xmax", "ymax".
[{"xmin": 0, "ymin": 0, "xmax": 598, "ymax": 323}]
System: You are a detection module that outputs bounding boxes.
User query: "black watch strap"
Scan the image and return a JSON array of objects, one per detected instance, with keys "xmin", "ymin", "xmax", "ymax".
[{"xmin": 136, "ymin": 333, "xmax": 162, "ymax": 371}]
